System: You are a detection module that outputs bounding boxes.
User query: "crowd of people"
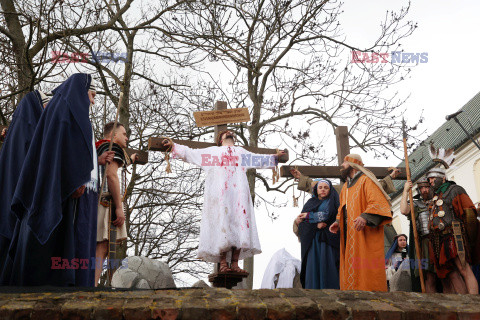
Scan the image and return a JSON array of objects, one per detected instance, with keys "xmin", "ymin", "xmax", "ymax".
[
  {"xmin": 0, "ymin": 73, "xmax": 479, "ymax": 294},
  {"xmin": 0, "ymin": 73, "xmax": 135, "ymax": 287},
  {"xmin": 291, "ymin": 151, "xmax": 480, "ymax": 294}
]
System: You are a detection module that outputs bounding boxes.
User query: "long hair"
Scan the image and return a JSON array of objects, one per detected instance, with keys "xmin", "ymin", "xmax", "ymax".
[{"xmin": 216, "ymin": 129, "xmax": 233, "ymax": 146}]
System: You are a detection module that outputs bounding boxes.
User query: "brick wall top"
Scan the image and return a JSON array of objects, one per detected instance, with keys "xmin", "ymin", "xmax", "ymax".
[{"xmin": 0, "ymin": 288, "xmax": 479, "ymax": 319}]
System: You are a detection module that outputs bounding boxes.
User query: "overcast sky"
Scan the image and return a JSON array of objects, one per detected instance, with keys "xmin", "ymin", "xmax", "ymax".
[{"xmin": 252, "ymin": 0, "xmax": 480, "ymax": 289}]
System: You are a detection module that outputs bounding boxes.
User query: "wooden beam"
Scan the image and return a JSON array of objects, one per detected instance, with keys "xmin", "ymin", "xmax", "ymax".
[
  {"xmin": 214, "ymin": 101, "xmax": 228, "ymax": 140},
  {"xmin": 125, "ymin": 148, "xmax": 148, "ymax": 165},
  {"xmin": 280, "ymin": 165, "xmax": 407, "ymax": 179},
  {"xmin": 148, "ymin": 137, "xmax": 289, "ymax": 163},
  {"xmin": 334, "ymin": 126, "xmax": 350, "ymax": 166}
]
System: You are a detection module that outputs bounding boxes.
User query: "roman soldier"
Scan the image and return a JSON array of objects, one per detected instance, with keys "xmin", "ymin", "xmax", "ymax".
[
  {"xmin": 400, "ymin": 177, "xmax": 435, "ymax": 292},
  {"xmin": 426, "ymin": 145, "xmax": 479, "ymax": 294}
]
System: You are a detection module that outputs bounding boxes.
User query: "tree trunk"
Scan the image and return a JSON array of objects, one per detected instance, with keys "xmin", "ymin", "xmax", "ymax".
[{"xmin": 1, "ymin": 0, "xmax": 35, "ymax": 99}]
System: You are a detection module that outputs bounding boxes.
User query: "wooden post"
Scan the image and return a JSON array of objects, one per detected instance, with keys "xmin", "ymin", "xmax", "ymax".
[
  {"xmin": 334, "ymin": 126, "xmax": 350, "ymax": 165},
  {"xmin": 214, "ymin": 101, "xmax": 228, "ymax": 141}
]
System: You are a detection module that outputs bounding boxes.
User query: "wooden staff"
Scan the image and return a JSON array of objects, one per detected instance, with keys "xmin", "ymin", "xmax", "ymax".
[
  {"xmin": 98, "ymin": 92, "xmax": 124, "ymax": 287},
  {"xmin": 402, "ymin": 119, "xmax": 425, "ymax": 293}
]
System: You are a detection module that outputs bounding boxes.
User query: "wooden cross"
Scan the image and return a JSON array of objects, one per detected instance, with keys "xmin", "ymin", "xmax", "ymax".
[
  {"xmin": 0, "ymin": 124, "xmax": 148, "ymax": 165},
  {"xmin": 148, "ymin": 100, "xmax": 289, "ymax": 289},
  {"xmin": 280, "ymin": 126, "xmax": 406, "ymax": 179},
  {"xmin": 148, "ymin": 102, "xmax": 289, "ymax": 162}
]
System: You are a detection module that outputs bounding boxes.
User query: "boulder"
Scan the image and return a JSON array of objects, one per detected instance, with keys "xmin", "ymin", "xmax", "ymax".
[
  {"xmin": 111, "ymin": 268, "xmax": 142, "ymax": 288},
  {"xmin": 135, "ymin": 278, "xmax": 151, "ymax": 289},
  {"xmin": 192, "ymin": 280, "xmax": 210, "ymax": 288},
  {"xmin": 112, "ymin": 256, "xmax": 176, "ymax": 289}
]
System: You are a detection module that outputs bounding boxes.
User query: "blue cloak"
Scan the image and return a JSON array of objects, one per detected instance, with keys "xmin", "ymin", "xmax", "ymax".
[
  {"xmin": 0, "ymin": 91, "xmax": 43, "ymax": 240},
  {"xmin": 6, "ymin": 73, "xmax": 94, "ymax": 286},
  {"xmin": 11, "ymin": 73, "xmax": 94, "ymax": 245},
  {"xmin": 298, "ymin": 179, "xmax": 340, "ymax": 289},
  {"xmin": 0, "ymin": 91, "xmax": 43, "ymax": 283}
]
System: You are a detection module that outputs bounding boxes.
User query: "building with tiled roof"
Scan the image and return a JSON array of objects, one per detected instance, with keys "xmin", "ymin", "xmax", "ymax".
[{"xmin": 390, "ymin": 91, "xmax": 480, "ymax": 234}]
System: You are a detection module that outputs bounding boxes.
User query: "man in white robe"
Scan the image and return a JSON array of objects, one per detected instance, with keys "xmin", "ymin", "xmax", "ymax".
[{"xmin": 163, "ymin": 130, "xmax": 284, "ymax": 273}]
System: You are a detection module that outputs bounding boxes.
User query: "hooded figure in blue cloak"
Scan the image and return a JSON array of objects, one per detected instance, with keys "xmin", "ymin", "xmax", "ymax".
[
  {"xmin": 297, "ymin": 178, "xmax": 340, "ymax": 289},
  {"xmin": 6, "ymin": 73, "xmax": 97, "ymax": 286},
  {"xmin": 0, "ymin": 91, "xmax": 45, "ymax": 284}
]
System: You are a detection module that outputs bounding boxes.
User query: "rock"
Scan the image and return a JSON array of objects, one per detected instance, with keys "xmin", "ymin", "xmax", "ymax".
[
  {"xmin": 135, "ymin": 279, "xmax": 151, "ymax": 289},
  {"xmin": 292, "ymin": 269, "xmax": 302, "ymax": 289},
  {"xmin": 111, "ymin": 268, "xmax": 142, "ymax": 289},
  {"xmin": 112, "ymin": 256, "xmax": 176, "ymax": 289},
  {"xmin": 389, "ymin": 259, "xmax": 412, "ymax": 292},
  {"xmin": 192, "ymin": 280, "xmax": 210, "ymax": 288}
]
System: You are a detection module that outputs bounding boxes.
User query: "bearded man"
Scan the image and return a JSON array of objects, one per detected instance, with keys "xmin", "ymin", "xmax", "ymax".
[
  {"xmin": 163, "ymin": 130, "xmax": 284, "ymax": 274},
  {"xmin": 329, "ymin": 154, "xmax": 392, "ymax": 291},
  {"xmin": 426, "ymin": 166, "xmax": 478, "ymax": 294}
]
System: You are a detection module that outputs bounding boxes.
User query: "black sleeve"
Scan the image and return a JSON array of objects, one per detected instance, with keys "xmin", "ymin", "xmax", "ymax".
[{"xmin": 97, "ymin": 142, "xmax": 126, "ymax": 166}]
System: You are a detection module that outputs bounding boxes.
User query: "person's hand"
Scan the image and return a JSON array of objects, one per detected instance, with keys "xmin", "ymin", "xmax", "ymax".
[
  {"xmin": 329, "ymin": 221, "xmax": 339, "ymax": 234},
  {"xmin": 113, "ymin": 207, "xmax": 125, "ymax": 227},
  {"xmin": 163, "ymin": 139, "xmax": 173, "ymax": 149},
  {"xmin": 130, "ymin": 153, "xmax": 138, "ymax": 164},
  {"xmin": 98, "ymin": 151, "xmax": 115, "ymax": 165},
  {"xmin": 353, "ymin": 216, "xmax": 366, "ymax": 231},
  {"xmin": 290, "ymin": 168, "xmax": 301, "ymax": 179},
  {"xmin": 317, "ymin": 222, "xmax": 327, "ymax": 229},
  {"xmin": 403, "ymin": 180, "xmax": 413, "ymax": 193},
  {"xmin": 71, "ymin": 185, "xmax": 86, "ymax": 198},
  {"xmin": 276, "ymin": 150, "xmax": 286, "ymax": 159},
  {"xmin": 295, "ymin": 212, "xmax": 307, "ymax": 224},
  {"xmin": 390, "ymin": 168, "xmax": 401, "ymax": 179}
]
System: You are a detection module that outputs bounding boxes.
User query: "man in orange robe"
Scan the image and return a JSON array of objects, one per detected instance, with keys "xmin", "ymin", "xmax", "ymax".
[{"xmin": 330, "ymin": 154, "xmax": 392, "ymax": 291}]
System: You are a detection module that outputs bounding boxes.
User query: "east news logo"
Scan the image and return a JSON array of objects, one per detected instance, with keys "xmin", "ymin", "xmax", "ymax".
[{"xmin": 351, "ymin": 51, "xmax": 428, "ymax": 64}]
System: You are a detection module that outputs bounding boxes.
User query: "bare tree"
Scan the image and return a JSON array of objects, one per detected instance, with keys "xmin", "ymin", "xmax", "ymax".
[
  {"xmin": 157, "ymin": 0, "xmax": 420, "ymax": 287},
  {"xmin": 0, "ymin": 0, "xmax": 212, "ymax": 284}
]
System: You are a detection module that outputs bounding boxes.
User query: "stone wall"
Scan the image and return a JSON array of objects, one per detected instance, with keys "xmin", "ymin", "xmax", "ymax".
[{"xmin": 0, "ymin": 288, "xmax": 479, "ymax": 319}]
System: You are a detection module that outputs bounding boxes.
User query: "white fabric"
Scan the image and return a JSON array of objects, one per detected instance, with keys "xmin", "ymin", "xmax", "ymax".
[
  {"xmin": 260, "ymin": 248, "xmax": 301, "ymax": 289},
  {"xmin": 97, "ymin": 204, "xmax": 127, "ymax": 242},
  {"xmin": 172, "ymin": 144, "xmax": 276, "ymax": 263},
  {"xmin": 385, "ymin": 252, "xmax": 410, "ymax": 281},
  {"xmin": 389, "ymin": 258, "xmax": 412, "ymax": 292},
  {"xmin": 85, "ymin": 128, "xmax": 98, "ymax": 192}
]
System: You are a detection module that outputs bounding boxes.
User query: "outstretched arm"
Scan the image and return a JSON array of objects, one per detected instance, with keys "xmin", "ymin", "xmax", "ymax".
[
  {"xmin": 163, "ymin": 139, "xmax": 205, "ymax": 167},
  {"xmin": 239, "ymin": 149, "xmax": 284, "ymax": 169}
]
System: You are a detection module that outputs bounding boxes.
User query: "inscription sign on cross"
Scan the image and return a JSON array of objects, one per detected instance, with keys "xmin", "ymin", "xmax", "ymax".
[
  {"xmin": 193, "ymin": 107, "xmax": 250, "ymax": 127},
  {"xmin": 280, "ymin": 126, "xmax": 407, "ymax": 179},
  {"xmin": 148, "ymin": 100, "xmax": 289, "ymax": 289}
]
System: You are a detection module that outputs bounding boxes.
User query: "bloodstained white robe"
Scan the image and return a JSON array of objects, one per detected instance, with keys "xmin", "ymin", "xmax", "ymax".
[{"xmin": 172, "ymin": 144, "xmax": 276, "ymax": 262}]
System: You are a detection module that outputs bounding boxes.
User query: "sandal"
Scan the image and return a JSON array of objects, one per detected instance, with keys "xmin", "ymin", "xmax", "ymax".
[
  {"xmin": 230, "ymin": 265, "xmax": 248, "ymax": 274},
  {"xmin": 219, "ymin": 253, "xmax": 231, "ymax": 273},
  {"xmin": 231, "ymin": 248, "xmax": 248, "ymax": 274}
]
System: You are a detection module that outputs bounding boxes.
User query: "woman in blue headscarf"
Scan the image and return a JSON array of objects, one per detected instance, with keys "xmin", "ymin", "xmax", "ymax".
[
  {"xmin": 294, "ymin": 179, "xmax": 340, "ymax": 289},
  {"xmin": 385, "ymin": 234, "xmax": 409, "ymax": 290}
]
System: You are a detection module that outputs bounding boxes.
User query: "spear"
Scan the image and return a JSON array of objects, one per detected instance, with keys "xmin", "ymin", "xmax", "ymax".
[{"xmin": 402, "ymin": 118, "xmax": 425, "ymax": 293}]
